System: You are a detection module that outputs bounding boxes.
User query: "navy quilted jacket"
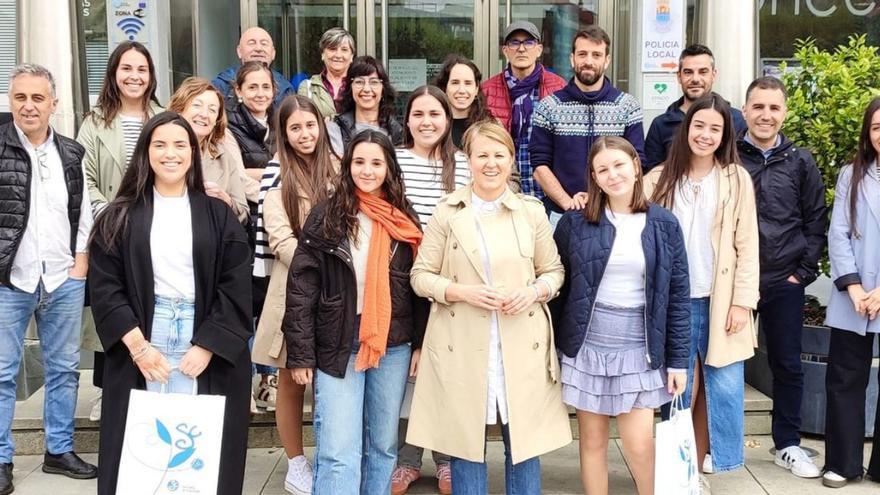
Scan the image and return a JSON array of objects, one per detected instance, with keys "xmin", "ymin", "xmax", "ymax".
[{"xmin": 551, "ymin": 204, "xmax": 691, "ymax": 370}]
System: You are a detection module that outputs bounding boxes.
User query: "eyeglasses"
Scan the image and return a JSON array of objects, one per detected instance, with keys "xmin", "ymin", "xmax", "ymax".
[
  {"xmin": 505, "ymin": 39, "xmax": 538, "ymax": 50},
  {"xmin": 351, "ymin": 78, "xmax": 383, "ymax": 90},
  {"xmin": 35, "ymin": 148, "xmax": 49, "ymax": 182}
]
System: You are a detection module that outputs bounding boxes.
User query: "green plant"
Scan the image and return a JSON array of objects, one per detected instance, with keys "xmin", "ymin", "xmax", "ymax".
[{"xmin": 781, "ymin": 34, "xmax": 880, "ymax": 274}]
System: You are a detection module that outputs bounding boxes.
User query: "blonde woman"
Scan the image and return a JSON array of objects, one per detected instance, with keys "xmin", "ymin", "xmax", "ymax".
[{"xmin": 407, "ymin": 121, "xmax": 570, "ymax": 494}]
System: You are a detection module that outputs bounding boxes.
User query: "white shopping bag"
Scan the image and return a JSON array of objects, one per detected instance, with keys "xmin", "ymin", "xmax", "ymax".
[
  {"xmin": 654, "ymin": 395, "xmax": 700, "ymax": 495},
  {"xmin": 116, "ymin": 379, "xmax": 226, "ymax": 495}
]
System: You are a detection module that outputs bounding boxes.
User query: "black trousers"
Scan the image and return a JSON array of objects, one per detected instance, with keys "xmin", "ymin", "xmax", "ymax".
[
  {"xmin": 824, "ymin": 329, "xmax": 880, "ymax": 479},
  {"xmin": 757, "ymin": 281, "xmax": 805, "ymax": 450}
]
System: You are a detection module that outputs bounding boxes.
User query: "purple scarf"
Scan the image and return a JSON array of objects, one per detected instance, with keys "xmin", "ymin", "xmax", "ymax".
[{"xmin": 506, "ymin": 63, "xmax": 544, "ymax": 145}]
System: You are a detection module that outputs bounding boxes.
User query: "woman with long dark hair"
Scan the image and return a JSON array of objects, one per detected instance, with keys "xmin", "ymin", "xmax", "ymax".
[
  {"xmin": 390, "ymin": 85, "xmax": 469, "ymax": 494},
  {"xmin": 326, "ymin": 56, "xmax": 404, "ymax": 156},
  {"xmin": 644, "ymin": 94, "xmax": 759, "ymax": 491},
  {"xmin": 554, "ymin": 136, "xmax": 689, "ymax": 495},
  {"xmin": 251, "ymin": 95, "xmax": 338, "ymax": 494},
  {"xmin": 432, "ymin": 55, "xmax": 493, "ymax": 148},
  {"xmin": 284, "ymin": 130, "xmax": 427, "ymax": 494},
  {"xmin": 822, "ymin": 97, "xmax": 880, "ymax": 488},
  {"xmin": 77, "ymin": 40, "xmax": 163, "ymax": 418},
  {"xmin": 88, "ymin": 112, "xmax": 252, "ymax": 495}
]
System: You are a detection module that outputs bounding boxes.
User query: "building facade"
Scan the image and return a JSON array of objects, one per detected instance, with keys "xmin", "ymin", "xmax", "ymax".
[{"xmin": 2, "ymin": 1, "xmax": 878, "ymax": 135}]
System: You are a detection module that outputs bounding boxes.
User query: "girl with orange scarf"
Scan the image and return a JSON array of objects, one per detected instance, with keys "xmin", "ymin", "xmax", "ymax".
[{"xmin": 283, "ymin": 130, "xmax": 428, "ymax": 495}]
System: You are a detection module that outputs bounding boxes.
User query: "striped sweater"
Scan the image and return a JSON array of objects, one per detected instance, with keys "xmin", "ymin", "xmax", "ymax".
[
  {"xmin": 530, "ymin": 78, "xmax": 645, "ymax": 212},
  {"xmin": 396, "ymin": 148, "xmax": 470, "ymax": 227}
]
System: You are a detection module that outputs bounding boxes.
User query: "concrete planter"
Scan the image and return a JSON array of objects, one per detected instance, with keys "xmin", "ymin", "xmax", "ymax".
[{"xmin": 745, "ymin": 324, "xmax": 878, "ymax": 437}]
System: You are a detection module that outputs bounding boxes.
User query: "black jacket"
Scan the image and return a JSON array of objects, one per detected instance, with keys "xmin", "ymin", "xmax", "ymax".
[
  {"xmin": 0, "ymin": 123, "xmax": 85, "ymax": 286},
  {"xmin": 334, "ymin": 111, "xmax": 405, "ymax": 151},
  {"xmin": 88, "ymin": 191, "xmax": 253, "ymax": 495},
  {"xmin": 225, "ymin": 96, "xmax": 275, "ymax": 169},
  {"xmin": 551, "ymin": 205, "xmax": 691, "ymax": 369},
  {"xmin": 283, "ymin": 201, "xmax": 429, "ymax": 378},
  {"xmin": 644, "ymin": 94, "xmax": 747, "ymax": 170},
  {"xmin": 737, "ymin": 132, "xmax": 827, "ymax": 289}
]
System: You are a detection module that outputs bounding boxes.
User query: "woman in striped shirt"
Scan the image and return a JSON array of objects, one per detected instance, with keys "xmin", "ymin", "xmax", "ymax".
[{"xmin": 391, "ymin": 85, "xmax": 469, "ymax": 495}]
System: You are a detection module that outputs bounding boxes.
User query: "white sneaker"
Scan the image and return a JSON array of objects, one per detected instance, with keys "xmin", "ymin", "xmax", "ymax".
[
  {"xmin": 822, "ymin": 470, "xmax": 848, "ymax": 488},
  {"xmin": 284, "ymin": 455, "xmax": 313, "ymax": 495},
  {"xmin": 88, "ymin": 392, "xmax": 102, "ymax": 422},
  {"xmin": 702, "ymin": 454, "xmax": 714, "ymax": 474},
  {"xmin": 775, "ymin": 446, "xmax": 821, "ymax": 478}
]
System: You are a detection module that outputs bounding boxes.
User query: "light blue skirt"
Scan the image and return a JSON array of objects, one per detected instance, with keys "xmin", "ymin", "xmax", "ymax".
[{"xmin": 561, "ymin": 302, "xmax": 672, "ymax": 415}]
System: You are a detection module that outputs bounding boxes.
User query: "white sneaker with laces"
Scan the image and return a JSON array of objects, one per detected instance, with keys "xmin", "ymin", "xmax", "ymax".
[
  {"xmin": 285, "ymin": 455, "xmax": 313, "ymax": 495},
  {"xmin": 88, "ymin": 392, "xmax": 102, "ymax": 422},
  {"xmin": 774, "ymin": 446, "xmax": 821, "ymax": 478}
]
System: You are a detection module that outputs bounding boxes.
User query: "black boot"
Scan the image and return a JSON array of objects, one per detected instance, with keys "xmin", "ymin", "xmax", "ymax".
[
  {"xmin": 0, "ymin": 463, "xmax": 13, "ymax": 495},
  {"xmin": 42, "ymin": 452, "xmax": 97, "ymax": 479}
]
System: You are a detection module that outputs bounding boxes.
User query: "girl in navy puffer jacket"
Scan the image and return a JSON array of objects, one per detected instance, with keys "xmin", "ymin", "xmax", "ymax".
[{"xmin": 552, "ymin": 136, "xmax": 690, "ymax": 495}]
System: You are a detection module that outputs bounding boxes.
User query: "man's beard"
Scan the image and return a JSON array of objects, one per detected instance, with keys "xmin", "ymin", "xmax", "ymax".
[{"xmin": 576, "ymin": 66, "xmax": 603, "ymax": 87}]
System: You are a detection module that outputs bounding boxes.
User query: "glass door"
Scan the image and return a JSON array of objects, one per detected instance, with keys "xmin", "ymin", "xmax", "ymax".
[
  {"xmin": 258, "ymin": 0, "xmax": 354, "ymax": 82},
  {"xmin": 372, "ymin": 0, "xmax": 483, "ymax": 113}
]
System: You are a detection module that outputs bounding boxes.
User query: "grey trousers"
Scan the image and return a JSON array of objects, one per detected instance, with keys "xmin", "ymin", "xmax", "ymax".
[{"xmin": 397, "ymin": 419, "xmax": 451, "ymax": 469}]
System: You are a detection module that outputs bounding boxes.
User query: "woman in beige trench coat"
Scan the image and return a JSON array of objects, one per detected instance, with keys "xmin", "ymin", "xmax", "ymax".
[{"xmin": 407, "ymin": 121, "xmax": 571, "ymax": 494}]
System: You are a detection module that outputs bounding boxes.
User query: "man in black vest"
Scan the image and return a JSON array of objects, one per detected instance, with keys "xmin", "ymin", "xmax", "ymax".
[{"xmin": 0, "ymin": 64, "xmax": 96, "ymax": 494}]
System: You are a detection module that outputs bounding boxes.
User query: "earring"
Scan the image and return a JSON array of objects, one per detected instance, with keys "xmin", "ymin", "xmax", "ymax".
[{"xmin": 237, "ymin": 96, "xmax": 243, "ymax": 104}]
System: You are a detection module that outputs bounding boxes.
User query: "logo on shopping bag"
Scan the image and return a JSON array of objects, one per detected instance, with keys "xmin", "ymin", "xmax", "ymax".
[
  {"xmin": 123, "ymin": 418, "xmax": 207, "ymax": 492},
  {"xmin": 678, "ymin": 438, "xmax": 699, "ymax": 494}
]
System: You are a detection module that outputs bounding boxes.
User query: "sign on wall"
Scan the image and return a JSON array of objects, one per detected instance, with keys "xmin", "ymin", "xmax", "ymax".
[
  {"xmin": 641, "ymin": 0, "xmax": 685, "ymax": 72},
  {"xmin": 107, "ymin": 0, "xmax": 154, "ymax": 48}
]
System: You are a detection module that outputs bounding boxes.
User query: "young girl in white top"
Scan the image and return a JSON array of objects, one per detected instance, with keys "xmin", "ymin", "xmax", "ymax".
[{"xmin": 644, "ymin": 94, "xmax": 760, "ymax": 488}]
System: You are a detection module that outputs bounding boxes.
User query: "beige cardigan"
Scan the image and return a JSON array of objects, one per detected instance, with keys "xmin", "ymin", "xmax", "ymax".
[
  {"xmin": 202, "ymin": 134, "xmax": 251, "ymax": 223},
  {"xmin": 644, "ymin": 163, "xmax": 760, "ymax": 367}
]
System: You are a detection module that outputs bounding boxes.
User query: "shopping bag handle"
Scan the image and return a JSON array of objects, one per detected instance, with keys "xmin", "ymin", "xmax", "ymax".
[
  {"xmin": 158, "ymin": 367, "xmax": 199, "ymax": 396},
  {"xmin": 668, "ymin": 393, "xmax": 686, "ymax": 419}
]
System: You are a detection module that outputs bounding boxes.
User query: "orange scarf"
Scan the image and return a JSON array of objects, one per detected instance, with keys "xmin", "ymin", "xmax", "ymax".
[{"xmin": 354, "ymin": 189, "xmax": 422, "ymax": 371}]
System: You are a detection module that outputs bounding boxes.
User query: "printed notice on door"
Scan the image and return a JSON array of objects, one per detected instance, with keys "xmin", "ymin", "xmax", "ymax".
[{"xmin": 389, "ymin": 59, "xmax": 427, "ymax": 92}]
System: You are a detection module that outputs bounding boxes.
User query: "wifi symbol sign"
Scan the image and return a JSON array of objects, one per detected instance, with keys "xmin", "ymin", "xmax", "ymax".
[{"xmin": 117, "ymin": 17, "xmax": 145, "ymax": 41}]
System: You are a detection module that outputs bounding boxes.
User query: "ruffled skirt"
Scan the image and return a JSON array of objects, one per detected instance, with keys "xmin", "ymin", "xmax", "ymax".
[{"xmin": 561, "ymin": 302, "xmax": 672, "ymax": 416}]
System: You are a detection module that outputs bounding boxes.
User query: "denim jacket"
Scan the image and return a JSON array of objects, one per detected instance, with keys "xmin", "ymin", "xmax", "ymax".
[{"xmin": 551, "ymin": 204, "xmax": 691, "ymax": 370}]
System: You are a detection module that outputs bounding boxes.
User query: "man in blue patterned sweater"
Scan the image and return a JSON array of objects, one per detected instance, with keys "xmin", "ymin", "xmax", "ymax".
[{"xmin": 530, "ymin": 26, "xmax": 645, "ymax": 226}]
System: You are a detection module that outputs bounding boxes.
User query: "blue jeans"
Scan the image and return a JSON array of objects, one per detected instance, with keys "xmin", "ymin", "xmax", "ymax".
[
  {"xmin": 146, "ymin": 296, "xmax": 196, "ymax": 394},
  {"xmin": 312, "ymin": 343, "xmax": 411, "ymax": 495},
  {"xmin": 678, "ymin": 298, "xmax": 745, "ymax": 472},
  {"xmin": 756, "ymin": 280, "xmax": 805, "ymax": 450},
  {"xmin": 0, "ymin": 278, "xmax": 85, "ymax": 462},
  {"xmin": 450, "ymin": 424, "xmax": 541, "ymax": 495}
]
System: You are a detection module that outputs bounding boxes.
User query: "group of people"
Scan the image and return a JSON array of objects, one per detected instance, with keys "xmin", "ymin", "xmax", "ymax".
[{"xmin": 0, "ymin": 17, "xmax": 877, "ymax": 495}]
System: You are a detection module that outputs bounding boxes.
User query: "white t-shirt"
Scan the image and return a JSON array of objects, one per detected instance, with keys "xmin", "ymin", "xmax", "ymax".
[
  {"xmin": 672, "ymin": 168, "xmax": 717, "ymax": 298},
  {"xmin": 595, "ymin": 210, "xmax": 647, "ymax": 307},
  {"xmin": 151, "ymin": 188, "xmax": 195, "ymax": 299}
]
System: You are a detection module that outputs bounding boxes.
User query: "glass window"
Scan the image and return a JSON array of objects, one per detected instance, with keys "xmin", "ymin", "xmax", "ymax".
[
  {"xmin": 79, "ymin": 0, "xmax": 109, "ymax": 101},
  {"xmin": 170, "ymin": 0, "xmax": 195, "ymax": 89},
  {"xmin": 258, "ymin": 0, "xmax": 353, "ymax": 81},
  {"xmin": 0, "ymin": 0, "xmax": 17, "ymax": 94},
  {"xmin": 759, "ymin": 0, "xmax": 880, "ymax": 67}
]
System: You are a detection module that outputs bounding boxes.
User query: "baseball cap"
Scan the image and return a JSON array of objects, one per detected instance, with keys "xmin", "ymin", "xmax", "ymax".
[{"xmin": 503, "ymin": 21, "xmax": 541, "ymax": 43}]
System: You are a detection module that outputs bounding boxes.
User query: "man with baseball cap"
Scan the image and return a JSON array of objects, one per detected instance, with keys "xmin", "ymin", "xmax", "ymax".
[{"xmin": 483, "ymin": 21, "xmax": 565, "ymax": 198}]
